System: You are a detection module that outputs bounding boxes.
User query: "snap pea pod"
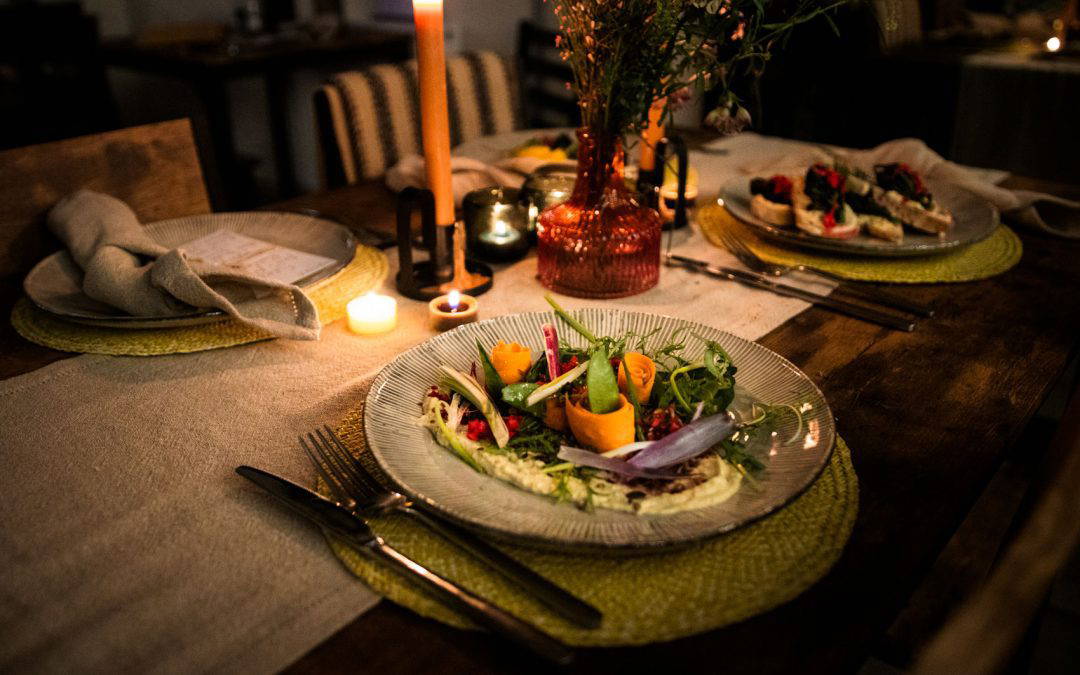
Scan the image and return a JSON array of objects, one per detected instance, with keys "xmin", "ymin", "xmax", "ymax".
[{"xmin": 586, "ymin": 350, "xmax": 620, "ymax": 415}]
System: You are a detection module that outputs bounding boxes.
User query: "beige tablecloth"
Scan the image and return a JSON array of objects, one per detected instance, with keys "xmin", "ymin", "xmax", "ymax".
[{"xmin": 0, "ymin": 223, "xmax": 826, "ymax": 672}]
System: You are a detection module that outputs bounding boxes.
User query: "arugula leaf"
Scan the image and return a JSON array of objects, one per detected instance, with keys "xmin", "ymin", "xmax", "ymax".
[{"xmin": 475, "ymin": 340, "xmax": 504, "ymax": 397}]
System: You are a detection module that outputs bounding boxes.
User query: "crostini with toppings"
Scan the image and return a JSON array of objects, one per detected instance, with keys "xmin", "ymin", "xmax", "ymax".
[
  {"xmin": 748, "ymin": 175, "xmax": 795, "ymax": 227},
  {"xmin": 790, "ymin": 164, "xmax": 860, "ymax": 239}
]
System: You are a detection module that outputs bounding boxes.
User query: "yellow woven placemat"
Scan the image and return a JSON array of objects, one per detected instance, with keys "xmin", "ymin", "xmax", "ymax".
[
  {"xmin": 11, "ymin": 245, "xmax": 388, "ymax": 356},
  {"xmin": 698, "ymin": 203, "xmax": 1022, "ymax": 283},
  {"xmin": 324, "ymin": 401, "xmax": 858, "ymax": 646}
]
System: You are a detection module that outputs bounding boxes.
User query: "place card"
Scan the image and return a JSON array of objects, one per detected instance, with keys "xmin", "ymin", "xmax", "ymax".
[{"xmin": 180, "ymin": 229, "xmax": 337, "ymax": 285}]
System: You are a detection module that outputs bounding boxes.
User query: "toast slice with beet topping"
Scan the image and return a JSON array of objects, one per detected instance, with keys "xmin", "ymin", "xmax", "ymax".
[
  {"xmin": 871, "ymin": 163, "xmax": 953, "ymax": 236},
  {"xmin": 790, "ymin": 165, "xmax": 860, "ymax": 239}
]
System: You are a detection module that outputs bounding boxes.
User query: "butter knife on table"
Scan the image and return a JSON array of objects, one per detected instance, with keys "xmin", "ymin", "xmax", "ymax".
[
  {"xmin": 665, "ymin": 253, "xmax": 916, "ymax": 332},
  {"xmin": 236, "ymin": 466, "xmax": 575, "ymax": 665}
]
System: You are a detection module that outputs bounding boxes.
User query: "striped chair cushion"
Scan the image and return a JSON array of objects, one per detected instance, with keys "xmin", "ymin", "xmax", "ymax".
[{"xmin": 320, "ymin": 51, "xmax": 523, "ymax": 184}]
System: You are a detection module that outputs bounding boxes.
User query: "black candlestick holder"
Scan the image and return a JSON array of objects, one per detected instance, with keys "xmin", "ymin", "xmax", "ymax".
[
  {"xmin": 654, "ymin": 135, "xmax": 690, "ymax": 231},
  {"xmin": 395, "ymin": 187, "xmax": 493, "ymax": 301}
]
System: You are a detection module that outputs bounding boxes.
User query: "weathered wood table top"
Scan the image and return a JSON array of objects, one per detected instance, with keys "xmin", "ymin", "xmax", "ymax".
[{"xmin": 3, "ymin": 176, "xmax": 1078, "ymax": 674}]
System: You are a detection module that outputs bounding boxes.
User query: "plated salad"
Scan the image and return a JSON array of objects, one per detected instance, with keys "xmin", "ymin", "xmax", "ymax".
[{"xmin": 417, "ymin": 297, "xmax": 784, "ymax": 514}]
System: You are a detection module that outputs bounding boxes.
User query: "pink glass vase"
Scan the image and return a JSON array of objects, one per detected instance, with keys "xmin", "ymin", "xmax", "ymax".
[{"xmin": 536, "ymin": 128, "xmax": 662, "ymax": 298}]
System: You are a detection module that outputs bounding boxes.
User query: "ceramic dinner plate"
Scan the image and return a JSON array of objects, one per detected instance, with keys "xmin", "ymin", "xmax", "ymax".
[
  {"xmin": 364, "ymin": 308, "xmax": 835, "ymax": 550},
  {"xmin": 24, "ymin": 212, "xmax": 356, "ymax": 328},
  {"xmin": 719, "ymin": 177, "xmax": 999, "ymax": 257}
]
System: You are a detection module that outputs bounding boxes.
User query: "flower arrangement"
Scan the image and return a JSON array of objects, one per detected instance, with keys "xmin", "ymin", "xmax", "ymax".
[{"xmin": 548, "ymin": 0, "xmax": 848, "ymax": 139}]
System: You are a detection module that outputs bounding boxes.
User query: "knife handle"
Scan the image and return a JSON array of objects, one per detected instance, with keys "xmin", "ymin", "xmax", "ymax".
[
  {"xmin": 363, "ymin": 539, "xmax": 575, "ymax": 665},
  {"xmin": 706, "ymin": 265, "xmax": 917, "ymax": 332},
  {"xmin": 800, "ymin": 267, "xmax": 934, "ymax": 317},
  {"xmin": 401, "ymin": 506, "xmax": 602, "ymax": 629},
  {"xmin": 755, "ymin": 277, "xmax": 916, "ymax": 332}
]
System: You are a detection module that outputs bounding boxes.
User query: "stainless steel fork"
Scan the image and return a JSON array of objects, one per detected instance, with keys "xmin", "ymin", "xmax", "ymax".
[
  {"xmin": 300, "ymin": 426, "xmax": 602, "ymax": 629},
  {"xmin": 714, "ymin": 227, "xmax": 934, "ymax": 317}
]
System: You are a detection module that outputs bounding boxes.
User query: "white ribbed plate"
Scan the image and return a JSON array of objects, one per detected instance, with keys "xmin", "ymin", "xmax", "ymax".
[
  {"xmin": 365, "ymin": 309, "xmax": 835, "ymax": 550},
  {"xmin": 24, "ymin": 212, "xmax": 355, "ymax": 328}
]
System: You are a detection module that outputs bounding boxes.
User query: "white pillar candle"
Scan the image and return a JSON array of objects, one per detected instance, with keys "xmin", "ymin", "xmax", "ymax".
[{"xmin": 347, "ymin": 292, "xmax": 397, "ymax": 335}]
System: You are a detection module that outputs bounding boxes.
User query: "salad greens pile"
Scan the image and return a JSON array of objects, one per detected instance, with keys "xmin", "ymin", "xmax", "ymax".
[{"xmin": 419, "ymin": 295, "xmax": 789, "ymax": 509}]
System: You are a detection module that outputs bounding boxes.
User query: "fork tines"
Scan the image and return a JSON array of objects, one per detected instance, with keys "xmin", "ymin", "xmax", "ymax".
[{"xmin": 300, "ymin": 426, "xmax": 379, "ymax": 504}]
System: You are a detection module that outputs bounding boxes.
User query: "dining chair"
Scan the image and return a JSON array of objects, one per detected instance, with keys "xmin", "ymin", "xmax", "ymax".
[
  {"xmin": 0, "ymin": 118, "xmax": 211, "ymax": 281},
  {"xmin": 516, "ymin": 21, "xmax": 578, "ymax": 129},
  {"xmin": 314, "ymin": 51, "xmax": 524, "ymax": 188}
]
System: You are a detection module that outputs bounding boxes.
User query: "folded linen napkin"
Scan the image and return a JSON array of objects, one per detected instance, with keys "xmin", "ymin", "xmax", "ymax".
[
  {"xmin": 722, "ymin": 133, "xmax": 1080, "ymax": 239},
  {"xmin": 47, "ymin": 190, "xmax": 321, "ymax": 339},
  {"xmin": 385, "ymin": 155, "xmax": 572, "ymax": 206}
]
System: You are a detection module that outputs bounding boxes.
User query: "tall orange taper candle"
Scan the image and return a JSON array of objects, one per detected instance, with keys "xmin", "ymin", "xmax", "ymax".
[
  {"xmin": 639, "ymin": 98, "xmax": 666, "ymax": 172},
  {"xmin": 412, "ymin": 0, "xmax": 455, "ymax": 226}
]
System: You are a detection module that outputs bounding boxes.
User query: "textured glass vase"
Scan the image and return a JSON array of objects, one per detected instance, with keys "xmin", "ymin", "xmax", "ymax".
[{"xmin": 536, "ymin": 128, "xmax": 662, "ymax": 298}]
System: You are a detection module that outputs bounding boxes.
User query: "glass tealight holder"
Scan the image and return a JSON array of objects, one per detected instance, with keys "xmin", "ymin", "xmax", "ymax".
[
  {"xmin": 463, "ymin": 187, "xmax": 531, "ymax": 263},
  {"xmin": 520, "ymin": 168, "xmax": 575, "ymax": 238}
]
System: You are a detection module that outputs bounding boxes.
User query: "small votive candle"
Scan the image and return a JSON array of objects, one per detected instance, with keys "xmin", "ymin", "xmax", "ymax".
[
  {"xmin": 347, "ymin": 292, "xmax": 397, "ymax": 335},
  {"xmin": 463, "ymin": 187, "xmax": 531, "ymax": 262},
  {"xmin": 428, "ymin": 290, "xmax": 478, "ymax": 331}
]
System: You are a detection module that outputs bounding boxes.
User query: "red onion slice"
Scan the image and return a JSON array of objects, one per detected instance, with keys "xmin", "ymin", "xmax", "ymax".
[
  {"xmin": 557, "ymin": 445, "xmax": 680, "ymax": 480},
  {"xmin": 628, "ymin": 412, "xmax": 737, "ymax": 469}
]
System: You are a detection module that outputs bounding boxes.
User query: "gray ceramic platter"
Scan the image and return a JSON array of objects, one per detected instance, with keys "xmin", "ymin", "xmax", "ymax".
[
  {"xmin": 365, "ymin": 308, "xmax": 835, "ymax": 551},
  {"xmin": 23, "ymin": 212, "xmax": 355, "ymax": 328},
  {"xmin": 719, "ymin": 177, "xmax": 999, "ymax": 257}
]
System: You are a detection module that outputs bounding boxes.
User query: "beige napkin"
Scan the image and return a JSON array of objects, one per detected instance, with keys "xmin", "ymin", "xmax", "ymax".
[
  {"xmin": 385, "ymin": 155, "xmax": 573, "ymax": 205},
  {"xmin": 47, "ymin": 190, "xmax": 322, "ymax": 339},
  {"xmin": 726, "ymin": 133, "xmax": 1080, "ymax": 239}
]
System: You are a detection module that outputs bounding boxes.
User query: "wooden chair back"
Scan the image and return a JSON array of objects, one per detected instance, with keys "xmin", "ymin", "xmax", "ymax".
[
  {"xmin": 516, "ymin": 21, "xmax": 578, "ymax": 129},
  {"xmin": 314, "ymin": 52, "xmax": 523, "ymax": 188},
  {"xmin": 0, "ymin": 119, "xmax": 211, "ymax": 281}
]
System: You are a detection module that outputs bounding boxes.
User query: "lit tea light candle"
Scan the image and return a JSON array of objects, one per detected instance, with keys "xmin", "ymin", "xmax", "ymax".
[
  {"xmin": 480, "ymin": 218, "xmax": 519, "ymax": 245},
  {"xmin": 1046, "ymin": 36, "xmax": 1062, "ymax": 52},
  {"xmin": 347, "ymin": 292, "xmax": 397, "ymax": 335},
  {"xmin": 428, "ymin": 289, "xmax": 479, "ymax": 331}
]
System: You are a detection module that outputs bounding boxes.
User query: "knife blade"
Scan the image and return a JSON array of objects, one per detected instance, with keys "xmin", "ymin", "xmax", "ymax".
[
  {"xmin": 665, "ymin": 253, "xmax": 916, "ymax": 332},
  {"xmin": 235, "ymin": 466, "xmax": 575, "ymax": 665}
]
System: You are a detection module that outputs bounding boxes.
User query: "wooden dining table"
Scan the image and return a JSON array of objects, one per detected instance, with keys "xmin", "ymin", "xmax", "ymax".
[{"xmin": 2, "ymin": 174, "xmax": 1079, "ymax": 673}]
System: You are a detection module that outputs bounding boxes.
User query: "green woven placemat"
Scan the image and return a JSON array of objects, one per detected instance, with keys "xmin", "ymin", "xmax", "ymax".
[
  {"xmin": 698, "ymin": 203, "xmax": 1022, "ymax": 283},
  {"xmin": 324, "ymin": 401, "xmax": 858, "ymax": 646},
  {"xmin": 11, "ymin": 245, "xmax": 388, "ymax": 356}
]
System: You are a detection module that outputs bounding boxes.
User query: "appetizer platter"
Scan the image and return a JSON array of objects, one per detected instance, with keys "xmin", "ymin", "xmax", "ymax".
[
  {"xmin": 364, "ymin": 300, "xmax": 835, "ymax": 549},
  {"xmin": 720, "ymin": 163, "xmax": 999, "ymax": 257}
]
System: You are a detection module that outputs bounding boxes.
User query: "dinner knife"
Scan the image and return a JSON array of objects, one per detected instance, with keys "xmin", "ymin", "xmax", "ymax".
[
  {"xmin": 665, "ymin": 253, "xmax": 916, "ymax": 332},
  {"xmin": 235, "ymin": 466, "xmax": 575, "ymax": 665}
]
